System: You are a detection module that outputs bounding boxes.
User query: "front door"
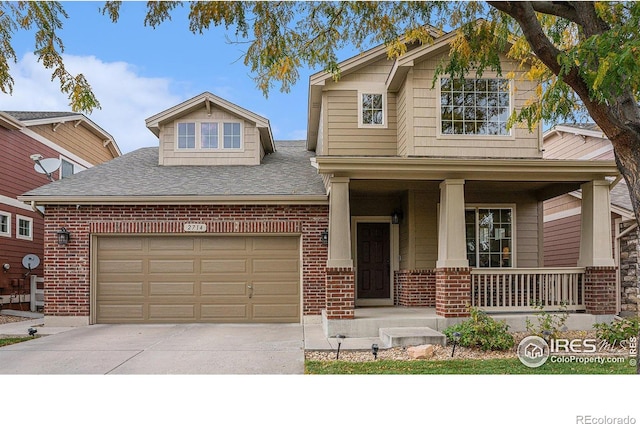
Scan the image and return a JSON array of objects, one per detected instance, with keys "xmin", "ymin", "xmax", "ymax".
[{"xmin": 357, "ymin": 222, "xmax": 390, "ymax": 299}]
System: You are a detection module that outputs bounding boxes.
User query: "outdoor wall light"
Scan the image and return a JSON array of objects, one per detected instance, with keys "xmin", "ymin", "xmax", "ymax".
[
  {"xmin": 335, "ymin": 334, "xmax": 346, "ymax": 360},
  {"xmin": 391, "ymin": 209, "xmax": 403, "ymax": 225},
  {"xmin": 321, "ymin": 229, "xmax": 329, "ymax": 245},
  {"xmin": 2, "ymin": 263, "xmax": 9, "ymax": 272},
  {"xmin": 56, "ymin": 227, "xmax": 71, "ymax": 246},
  {"xmin": 371, "ymin": 343, "xmax": 379, "ymax": 360}
]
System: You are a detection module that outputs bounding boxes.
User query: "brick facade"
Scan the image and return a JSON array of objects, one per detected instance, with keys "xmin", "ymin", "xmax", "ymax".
[
  {"xmin": 325, "ymin": 267, "xmax": 355, "ymax": 319},
  {"xmin": 394, "ymin": 270, "xmax": 436, "ymax": 307},
  {"xmin": 619, "ymin": 221, "xmax": 639, "ymax": 316},
  {"xmin": 584, "ymin": 266, "xmax": 617, "ymax": 315},
  {"xmin": 435, "ymin": 267, "xmax": 471, "ymax": 318},
  {"xmin": 44, "ymin": 204, "xmax": 328, "ymax": 319}
]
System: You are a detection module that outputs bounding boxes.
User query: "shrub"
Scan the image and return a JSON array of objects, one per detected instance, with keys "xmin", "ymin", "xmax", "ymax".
[
  {"xmin": 594, "ymin": 317, "xmax": 640, "ymax": 345},
  {"xmin": 443, "ymin": 307, "xmax": 515, "ymax": 351},
  {"xmin": 525, "ymin": 302, "xmax": 569, "ymax": 340}
]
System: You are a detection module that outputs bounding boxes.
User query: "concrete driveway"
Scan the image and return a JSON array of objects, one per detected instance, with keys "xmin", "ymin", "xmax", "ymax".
[{"xmin": 0, "ymin": 323, "xmax": 305, "ymax": 374}]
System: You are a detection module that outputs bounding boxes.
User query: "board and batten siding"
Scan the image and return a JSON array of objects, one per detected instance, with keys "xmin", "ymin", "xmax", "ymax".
[
  {"xmin": 409, "ymin": 52, "xmax": 542, "ymax": 158},
  {"xmin": 29, "ymin": 123, "xmax": 116, "ymax": 165},
  {"xmin": 159, "ymin": 107, "xmax": 261, "ymax": 166}
]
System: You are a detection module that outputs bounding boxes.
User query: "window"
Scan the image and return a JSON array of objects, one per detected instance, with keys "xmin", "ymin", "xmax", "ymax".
[
  {"xmin": 465, "ymin": 207, "xmax": 513, "ymax": 268},
  {"xmin": 223, "ymin": 122, "xmax": 241, "ymax": 149},
  {"xmin": 201, "ymin": 123, "xmax": 219, "ymax": 149},
  {"xmin": 176, "ymin": 121, "xmax": 242, "ymax": 150},
  {"xmin": 61, "ymin": 159, "xmax": 74, "ymax": 179},
  {"xmin": 440, "ymin": 78, "xmax": 511, "ymax": 136},
  {"xmin": 0, "ymin": 212, "xmax": 10, "ymax": 237},
  {"xmin": 361, "ymin": 93, "xmax": 384, "ymax": 126},
  {"xmin": 16, "ymin": 215, "xmax": 33, "ymax": 241},
  {"xmin": 177, "ymin": 122, "xmax": 196, "ymax": 149}
]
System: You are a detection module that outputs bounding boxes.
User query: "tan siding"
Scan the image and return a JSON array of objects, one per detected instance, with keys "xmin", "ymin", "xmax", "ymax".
[
  {"xmin": 409, "ymin": 53, "xmax": 541, "ymax": 158},
  {"xmin": 29, "ymin": 123, "xmax": 116, "ymax": 164},
  {"xmin": 543, "ymin": 132, "xmax": 611, "ymax": 160},
  {"xmin": 159, "ymin": 106, "xmax": 261, "ymax": 166},
  {"xmin": 326, "ymin": 90, "xmax": 398, "ymax": 156},
  {"xmin": 413, "ymin": 190, "xmax": 439, "ymax": 269}
]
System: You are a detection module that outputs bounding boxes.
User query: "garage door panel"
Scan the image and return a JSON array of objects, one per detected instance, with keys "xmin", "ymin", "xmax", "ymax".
[
  {"xmin": 149, "ymin": 304, "xmax": 196, "ymax": 319},
  {"xmin": 98, "ymin": 282, "xmax": 144, "ymax": 297},
  {"xmin": 98, "ymin": 304, "xmax": 144, "ymax": 320},
  {"xmin": 201, "ymin": 304, "xmax": 249, "ymax": 320},
  {"xmin": 96, "ymin": 235, "xmax": 300, "ymax": 323},
  {"xmin": 99, "ymin": 260, "xmax": 144, "ymax": 274},
  {"xmin": 149, "ymin": 260, "xmax": 195, "ymax": 274},
  {"xmin": 148, "ymin": 237, "xmax": 195, "ymax": 251},
  {"xmin": 201, "ymin": 259, "xmax": 247, "ymax": 273},
  {"xmin": 149, "ymin": 282, "xmax": 195, "ymax": 296},
  {"xmin": 201, "ymin": 282, "xmax": 247, "ymax": 296}
]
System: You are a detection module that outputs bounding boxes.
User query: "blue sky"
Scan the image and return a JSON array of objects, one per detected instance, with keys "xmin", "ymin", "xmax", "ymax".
[{"xmin": 0, "ymin": 1, "xmax": 337, "ymax": 153}]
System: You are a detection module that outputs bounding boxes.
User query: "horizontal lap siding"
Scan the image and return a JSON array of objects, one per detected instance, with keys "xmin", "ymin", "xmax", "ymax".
[
  {"xmin": 30, "ymin": 123, "xmax": 116, "ymax": 164},
  {"xmin": 543, "ymin": 132, "xmax": 611, "ymax": 160},
  {"xmin": 544, "ymin": 214, "xmax": 581, "ymax": 266}
]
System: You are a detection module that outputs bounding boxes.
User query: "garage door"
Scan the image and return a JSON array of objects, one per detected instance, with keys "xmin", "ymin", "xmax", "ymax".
[{"xmin": 95, "ymin": 235, "xmax": 300, "ymax": 323}]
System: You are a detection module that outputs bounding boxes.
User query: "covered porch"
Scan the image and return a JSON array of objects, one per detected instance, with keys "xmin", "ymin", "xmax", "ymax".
[{"xmin": 313, "ymin": 156, "xmax": 620, "ymax": 326}]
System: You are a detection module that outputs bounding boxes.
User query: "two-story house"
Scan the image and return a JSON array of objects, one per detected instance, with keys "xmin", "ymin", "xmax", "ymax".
[
  {"xmin": 21, "ymin": 29, "xmax": 620, "ymax": 334},
  {"xmin": 1, "ymin": 111, "xmax": 120, "ymax": 311}
]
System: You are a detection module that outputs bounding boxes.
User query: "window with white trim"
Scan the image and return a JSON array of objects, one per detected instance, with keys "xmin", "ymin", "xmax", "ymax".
[
  {"xmin": 176, "ymin": 121, "xmax": 243, "ymax": 150},
  {"xmin": 61, "ymin": 158, "xmax": 75, "ymax": 179},
  {"xmin": 357, "ymin": 91, "xmax": 386, "ymax": 128},
  {"xmin": 465, "ymin": 207, "xmax": 513, "ymax": 268},
  {"xmin": 16, "ymin": 215, "xmax": 33, "ymax": 241},
  {"xmin": 0, "ymin": 212, "xmax": 10, "ymax": 237},
  {"xmin": 440, "ymin": 78, "xmax": 511, "ymax": 136}
]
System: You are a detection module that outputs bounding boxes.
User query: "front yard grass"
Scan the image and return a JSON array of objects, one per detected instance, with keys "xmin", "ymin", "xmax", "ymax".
[
  {"xmin": 305, "ymin": 357, "xmax": 635, "ymax": 374},
  {"xmin": 0, "ymin": 337, "xmax": 33, "ymax": 347}
]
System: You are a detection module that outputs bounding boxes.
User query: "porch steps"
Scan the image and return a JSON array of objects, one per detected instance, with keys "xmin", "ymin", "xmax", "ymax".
[{"xmin": 379, "ymin": 327, "xmax": 447, "ymax": 348}]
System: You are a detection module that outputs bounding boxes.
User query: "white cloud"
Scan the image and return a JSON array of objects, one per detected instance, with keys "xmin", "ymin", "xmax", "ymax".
[{"xmin": 0, "ymin": 52, "xmax": 182, "ymax": 154}]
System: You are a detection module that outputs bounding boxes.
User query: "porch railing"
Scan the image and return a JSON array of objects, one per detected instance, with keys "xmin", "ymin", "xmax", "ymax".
[{"xmin": 470, "ymin": 268, "xmax": 586, "ymax": 312}]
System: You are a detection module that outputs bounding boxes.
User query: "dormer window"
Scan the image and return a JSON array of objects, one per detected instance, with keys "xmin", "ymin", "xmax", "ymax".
[{"xmin": 176, "ymin": 121, "xmax": 243, "ymax": 150}]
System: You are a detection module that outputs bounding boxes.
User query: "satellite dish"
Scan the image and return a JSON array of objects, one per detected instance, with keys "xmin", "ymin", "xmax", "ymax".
[
  {"xmin": 34, "ymin": 158, "xmax": 62, "ymax": 175},
  {"xmin": 22, "ymin": 254, "xmax": 41, "ymax": 270}
]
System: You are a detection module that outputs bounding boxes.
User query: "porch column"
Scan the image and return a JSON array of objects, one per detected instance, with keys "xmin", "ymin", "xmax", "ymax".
[
  {"xmin": 325, "ymin": 176, "xmax": 355, "ymax": 319},
  {"xmin": 578, "ymin": 179, "xmax": 617, "ymax": 315},
  {"xmin": 435, "ymin": 179, "xmax": 471, "ymax": 317}
]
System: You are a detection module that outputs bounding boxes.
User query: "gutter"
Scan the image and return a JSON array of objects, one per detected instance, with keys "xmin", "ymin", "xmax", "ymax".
[{"xmin": 18, "ymin": 194, "xmax": 329, "ymax": 206}]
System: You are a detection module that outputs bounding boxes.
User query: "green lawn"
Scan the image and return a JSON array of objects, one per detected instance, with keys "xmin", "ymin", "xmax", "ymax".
[
  {"xmin": 305, "ymin": 357, "xmax": 636, "ymax": 374},
  {"xmin": 0, "ymin": 337, "xmax": 33, "ymax": 347}
]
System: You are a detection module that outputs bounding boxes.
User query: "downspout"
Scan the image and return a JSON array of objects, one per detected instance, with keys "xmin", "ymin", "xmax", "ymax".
[{"xmin": 30, "ymin": 201, "xmax": 44, "ymax": 218}]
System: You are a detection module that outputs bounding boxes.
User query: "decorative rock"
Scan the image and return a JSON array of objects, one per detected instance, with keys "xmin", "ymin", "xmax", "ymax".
[{"xmin": 407, "ymin": 344, "xmax": 436, "ymax": 359}]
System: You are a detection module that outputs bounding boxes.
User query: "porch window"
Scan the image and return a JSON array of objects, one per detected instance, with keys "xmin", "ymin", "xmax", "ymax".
[
  {"xmin": 440, "ymin": 77, "xmax": 511, "ymax": 136},
  {"xmin": 465, "ymin": 207, "xmax": 513, "ymax": 268}
]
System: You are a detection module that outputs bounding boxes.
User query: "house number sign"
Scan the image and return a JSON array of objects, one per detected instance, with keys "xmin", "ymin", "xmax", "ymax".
[{"xmin": 183, "ymin": 223, "xmax": 207, "ymax": 232}]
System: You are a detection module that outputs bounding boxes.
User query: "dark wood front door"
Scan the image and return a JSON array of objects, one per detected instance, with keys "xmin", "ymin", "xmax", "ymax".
[{"xmin": 357, "ymin": 223, "xmax": 390, "ymax": 299}]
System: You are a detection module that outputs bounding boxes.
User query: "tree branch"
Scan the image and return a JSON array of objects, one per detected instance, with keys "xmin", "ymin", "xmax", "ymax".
[{"xmin": 529, "ymin": 1, "xmax": 578, "ymax": 22}]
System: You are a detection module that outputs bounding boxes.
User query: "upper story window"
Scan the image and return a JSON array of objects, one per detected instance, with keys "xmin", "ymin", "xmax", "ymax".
[
  {"xmin": 465, "ymin": 207, "xmax": 513, "ymax": 268},
  {"xmin": 16, "ymin": 215, "xmax": 33, "ymax": 241},
  {"xmin": 0, "ymin": 212, "xmax": 10, "ymax": 237},
  {"xmin": 177, "ymin": 121, "xmax": 242, "ymax": 150},
  {"xmin": 440, "ymin": 78, "xmax": 511, "ymax": 136},
  {"xmin": 61, "ymin": 159, "xmax": 75, "ymax": 179},
  {"xmin": 358, "ymin": 91, "xmax": 386, "ymax": 128}
]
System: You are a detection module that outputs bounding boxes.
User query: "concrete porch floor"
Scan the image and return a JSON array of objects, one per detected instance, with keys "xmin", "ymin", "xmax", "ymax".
[{"xmin": 302, "ymin": 307, "xmax": 616, "ymax": 350}]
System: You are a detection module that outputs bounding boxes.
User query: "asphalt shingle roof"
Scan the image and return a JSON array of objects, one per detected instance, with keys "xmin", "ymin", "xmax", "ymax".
[
  {"xmin": 23, "ymin": 141, "xmax": 326, "ymax": 198},
  {"xmin": 556, "ymin": 122, "xmax": 601, "ymax": 132},
  {"xmin": 3, "ymin": 111, "xmax": 82, "ymax": 121},
  {"xmin": 611, "ymin": 179, "xmax": 633, "ymax": 212}
]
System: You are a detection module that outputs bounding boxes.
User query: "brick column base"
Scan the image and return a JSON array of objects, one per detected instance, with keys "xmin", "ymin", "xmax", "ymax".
[
  {"xmin": 584, "ymin": 266, "xmax": 617, "ymax": 315},
  {"xmin": 435, "ymin": 267, "xmax": 471, "ymax": 318},
  {"xmin": 394, "ymin": 270, "xmax": 436, "ymax": 307},
  {"xmin": 325, "ymin": 267, "xmax": 355, "ymax": 319}
]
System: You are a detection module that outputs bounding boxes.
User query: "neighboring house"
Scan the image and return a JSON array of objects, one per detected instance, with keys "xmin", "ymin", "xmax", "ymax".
[
  {"xmin": 543, "ymin": 123, "xmax": 638, "ymax": 317},
  {"xmin": 21, "ymin": 29, "xmax": 621, "ymax": 332},
  {"xmin": 1, "ymin": 111, "xmax": 120, "ymax": 310}
]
